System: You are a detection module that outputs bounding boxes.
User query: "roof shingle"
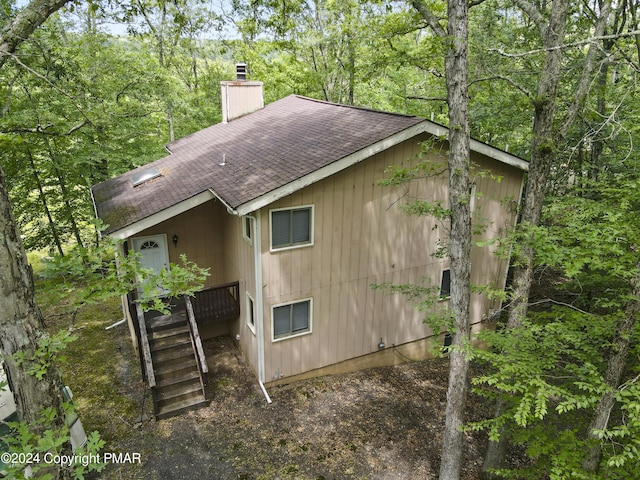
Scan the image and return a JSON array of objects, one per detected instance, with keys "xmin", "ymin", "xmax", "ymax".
[{"xmin": 91, "ymin": 95, "xmax": 424, "ymax": 235}]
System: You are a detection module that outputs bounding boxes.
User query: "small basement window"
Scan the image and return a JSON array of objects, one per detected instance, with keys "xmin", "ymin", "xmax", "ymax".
[{"xmin": 131, "ymin": 167, "xmax": 162, "ymax": 187}]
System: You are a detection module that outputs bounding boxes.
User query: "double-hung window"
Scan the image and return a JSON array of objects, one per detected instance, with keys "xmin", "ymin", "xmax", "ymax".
[
  {"xmin": 272, "ymin": 299, "xmax": 312, "ymax": 340},
  {"xmin": 270, "ymin": 206, "xmax": 313, "ymax": 251}
]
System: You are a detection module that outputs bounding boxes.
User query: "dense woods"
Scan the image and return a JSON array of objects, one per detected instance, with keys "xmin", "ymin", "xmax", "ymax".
[{"xmin": 2, "ymin": 0, "xmax": 640, "ymax": 478}]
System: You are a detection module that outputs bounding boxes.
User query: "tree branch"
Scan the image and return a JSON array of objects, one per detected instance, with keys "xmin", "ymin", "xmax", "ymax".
[
  {"xmin": 511, "ymin": 0, "xmax": 547, "ymax": 38},
  {"xmin": 469, "ymin": 75, "xmax": 533, "ymax": 100},
  {"xmin": 409, "ymin": 0, "xmax": 447, "ymax": 38},
  {"xmin": 558, "ymin": 0, "xmax": 613, "ymax": 138},
  {"xmin": 0, "ymin": 0, "xmax": 71, "ymax": 69},
  {"xmin": 490, "ymin": 30, "xmax": 640, "ymax": 58},
  {"xmin": 406, "ymin": 95, "xmax": 448, "ymax": 102}
]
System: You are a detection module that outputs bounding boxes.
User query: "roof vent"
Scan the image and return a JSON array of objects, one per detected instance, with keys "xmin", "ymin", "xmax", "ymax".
[
  {"xmin": 131, "ymin": 167, "xmax": 162, "ymax": 187},
  {"xmin": 236, "ymin": 63, "xmax": 247, "ymax": 81}
]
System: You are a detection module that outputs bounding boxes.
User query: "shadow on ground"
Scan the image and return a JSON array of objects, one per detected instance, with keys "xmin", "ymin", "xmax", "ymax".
[{"xmin": 99, "ymin": 335, "xmax": 490, "ymax": 480}]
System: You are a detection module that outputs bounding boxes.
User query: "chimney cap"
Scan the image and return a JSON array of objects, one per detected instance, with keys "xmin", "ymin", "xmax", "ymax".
[{"xmin": 236, "ymin": 63, "xmax": 247, "ymax": 81}]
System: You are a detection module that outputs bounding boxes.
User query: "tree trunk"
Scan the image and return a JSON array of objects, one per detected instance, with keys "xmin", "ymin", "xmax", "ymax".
[
  {"xmin": 0, "ymin": 3, "xmax": 74, "ymax": 478},
  {"xmin": 408, "ymin": 2, "xmax": 471, "ymax": 478},
  {"xmin": 0, "ymin": 0, "xmax": 70, "ymax": 69},
  {"xmin": 439, "ymin": 0, "xmax": 471, "ymax": 478},
  {"xmin": 581, "ymin": 265, "xmax": 640, "ymax": 472},
  {"xmin": 482, "ymin": 1, "xmax": 571, "ymax": 476},
  {"xmin": 0, "ymin": 163, "xmax": 68, "ymax": 426}
]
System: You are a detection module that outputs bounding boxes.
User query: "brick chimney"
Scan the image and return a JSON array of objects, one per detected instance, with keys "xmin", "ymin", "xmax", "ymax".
[{"xmin": 220, "ymin": 63, "xmax": 264, "ymax": 123}]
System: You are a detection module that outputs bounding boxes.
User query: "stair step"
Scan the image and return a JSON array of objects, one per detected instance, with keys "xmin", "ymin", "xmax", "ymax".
[
  {"xmin": 147, "ymin": 313, "xmax": 187, "ymax": 332},
  {"xmin": 155, "ymin": 358, "xmax": 198, "ymax": 377},
  {"xmin": 156, "ymin": 395, "xmax": 208, "ymax": 420},
  {"xmin": 150, "ymin": 332, "xmax": 191, "ymax": 351},
  {"xmin": 148, "ymin": 324, "xmax": 189, "ymax": 340},
  {"xmin": 155, "ymin": 365, "xmax": 199, "ymax": 386},
  {"xmin": 156, "ymin": 380, "xmax": 203, "ymax": 403},
  {"xmin": 152, "ymin": 345, "xmax": 196, "ymax": 365},
  {"xmin": 150, "ymin": 337, "xmax": 193, "ymax": 356},
  {"xmin": 155, "ymin": 370, "xmax": 201, "ymax": 389}
]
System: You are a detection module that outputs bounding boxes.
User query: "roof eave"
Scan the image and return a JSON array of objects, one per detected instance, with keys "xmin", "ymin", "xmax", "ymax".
[
  {"xmin": 106, "ymin": 190, "xmax": 216, "ymax": 240},
  {"xmin": 234, "ymin": 120, "xmax": 528, "ymax": 216},
  {"xmin": 234, "ymin": 121, "xmax": 430, "ymax": 216}
]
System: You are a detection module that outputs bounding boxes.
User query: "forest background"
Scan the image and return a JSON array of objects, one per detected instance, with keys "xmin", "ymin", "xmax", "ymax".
[{"xmin": 2, "ymin": 0, "xmax": 640, "ymax": 479}]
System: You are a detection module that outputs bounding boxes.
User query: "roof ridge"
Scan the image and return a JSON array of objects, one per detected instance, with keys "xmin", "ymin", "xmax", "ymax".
[{"xmin": 291, "ymin": 95, "xmax": 423, "ymax": 120}]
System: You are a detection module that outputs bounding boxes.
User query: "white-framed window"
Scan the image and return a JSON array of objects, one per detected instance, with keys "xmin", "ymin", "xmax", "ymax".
[
  {"xmin": 243, "ymin": 216, "xmax": 252, "ymax": 244},
  {"xmin": 246, "ymin": 292, "xmax": 256, "ymax": 334},
  {"xmin": 439, "ymin": 269, "xmax": 451, "ymax": 300},
  {"xmin": 272, "ymin": 298, "xmax": 312, "ymax": 341},
  {"xmin": 269, "ymin": 205, "xmax": 314, "ymax": 251}
]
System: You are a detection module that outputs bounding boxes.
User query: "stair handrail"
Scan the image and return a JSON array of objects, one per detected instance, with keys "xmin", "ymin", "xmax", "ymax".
[
  {"xmin": 184, "ymin": 295, "xmax": 209, "ymax": 375},
  {"xmin": 135, "ymin": 301, "xmax": 156, "ymax": 388}
]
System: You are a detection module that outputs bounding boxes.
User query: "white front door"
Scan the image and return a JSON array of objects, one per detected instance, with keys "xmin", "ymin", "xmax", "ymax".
[{"xmin": 132, "ymin": 234, "xmax": 170, "ymax": 297}]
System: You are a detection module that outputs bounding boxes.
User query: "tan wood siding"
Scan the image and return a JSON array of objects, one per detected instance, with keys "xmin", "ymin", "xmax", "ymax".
[
  {"xmin": 133, "ymin": 200, "xmax": 228, "ymax": 288},
  {"xmin": 260, "ymin": 135, "xmax": 524, "ymax": 383}
]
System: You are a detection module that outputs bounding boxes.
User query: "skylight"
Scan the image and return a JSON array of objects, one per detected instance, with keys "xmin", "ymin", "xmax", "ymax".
[{"xmin": 131, "ymin": 167, "xmax": 162, "ymax": 187}]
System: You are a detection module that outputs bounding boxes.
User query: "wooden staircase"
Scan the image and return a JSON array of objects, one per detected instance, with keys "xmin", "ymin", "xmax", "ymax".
[{"xmin": 147, "ymin": 312, "xmax": 208, "ymax": 419}]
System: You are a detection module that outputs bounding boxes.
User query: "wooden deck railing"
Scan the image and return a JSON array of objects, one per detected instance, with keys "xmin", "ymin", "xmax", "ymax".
[
  {"xmin": 190, "ymin": 281, "xmax": 240, "ymax": 323},
  {"xmin": 134, "ymin": 302, "xmax": 156, "ymax": 388},
  {"xmin": 184, "ymin": 295, "xmax": 209, "ymax": 376}
]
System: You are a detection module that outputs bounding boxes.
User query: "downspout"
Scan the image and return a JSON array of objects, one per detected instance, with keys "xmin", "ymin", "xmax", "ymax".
[
  {"xmin": 208, "ymin": 188, "xmax": 271, "ymax": 403},
  {"xmin": 245, "ymin": 212, "xmax": 272, "ymax": 404}
]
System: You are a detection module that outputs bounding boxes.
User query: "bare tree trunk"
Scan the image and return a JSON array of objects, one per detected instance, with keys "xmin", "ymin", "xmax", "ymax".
[
  {"xmin": 0, "ymin": 163, "xmax": 68, "ymax": 425},
  {"xmin": 440, "ymin": 0, "xmax": 471, "ymax": 478},
  {"xmin": 482, "ymin": 1, "xmax": 571, "ymax": 476},
  {"xmin": 44, "ymin": 136, "xmax": 84, "ymax": 249},
  {"xmin": 0, "ymin": 4, "xmax": 74, "ymax": 479},
  {"xmin": 582, "ymin": 265, "xmax": 640, "ymax": 472},
  {"xmin": 408, "ymin": 1, "xmax": 471, "ymax": 478}
]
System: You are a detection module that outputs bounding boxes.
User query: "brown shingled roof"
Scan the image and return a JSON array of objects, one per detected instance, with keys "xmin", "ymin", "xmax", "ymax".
[{"xmin": 91, "ymin": 95, "xmax": 425, "ymax": 235}]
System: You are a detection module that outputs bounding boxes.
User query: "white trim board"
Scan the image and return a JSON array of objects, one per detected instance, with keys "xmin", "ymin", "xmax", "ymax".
[
  {"xmin": 235, "ymin": 121, "xmax": 528, "ymax": 216},
  {"xmin": 109, "ymin": 190, "xmax": 216, "ymax": 240}
]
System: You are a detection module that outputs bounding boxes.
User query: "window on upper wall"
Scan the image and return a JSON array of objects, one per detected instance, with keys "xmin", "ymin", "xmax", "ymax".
[
  {"xmin": 243, "ymin": 216, "xmax": 252, "ymax": 244},
  {"xmin": 246, "ymin": 293, "xmax": 255, "ymax": 334},
  {"xmin": 272, "ymin": 298, "xmax": 312, "ymax": 341},
  {"xmin": 270, "ymin": 206, "xmax": 313, "ymax": 251},
  {"xmin": 440, "ymin": 269, "xmax": 451, "ymax": 299}
]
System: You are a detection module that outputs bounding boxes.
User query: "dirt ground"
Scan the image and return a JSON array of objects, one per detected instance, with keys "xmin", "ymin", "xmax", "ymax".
[{"xmin": 96, "ymin": 334, "xmax": 494, "ymax": 480}]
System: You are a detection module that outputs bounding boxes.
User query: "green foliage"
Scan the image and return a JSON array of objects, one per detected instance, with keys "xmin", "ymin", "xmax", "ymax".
[
  {"xmin": 41, "ymin": 236, "xmax": 209, "ymax": 313},
  {"xmin": 3, "ymin": 403, "xmax": 105, "ymax": 479},
  {"xmin": 12, "ymin": 330, "xmax": 78, "ymax": 380},
  {"xmin": 469, "ymin": 309, "xmax": 615, "ymax": 478}
]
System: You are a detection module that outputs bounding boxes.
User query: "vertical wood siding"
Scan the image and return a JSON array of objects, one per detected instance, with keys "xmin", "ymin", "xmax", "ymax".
[
  {"xmin": 133, "ymin": 201, "xmax": 228, "ymax": 288},
  {"xmin": 260, "ymin": 134, "xmax": 524, "ymax": 382}
]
